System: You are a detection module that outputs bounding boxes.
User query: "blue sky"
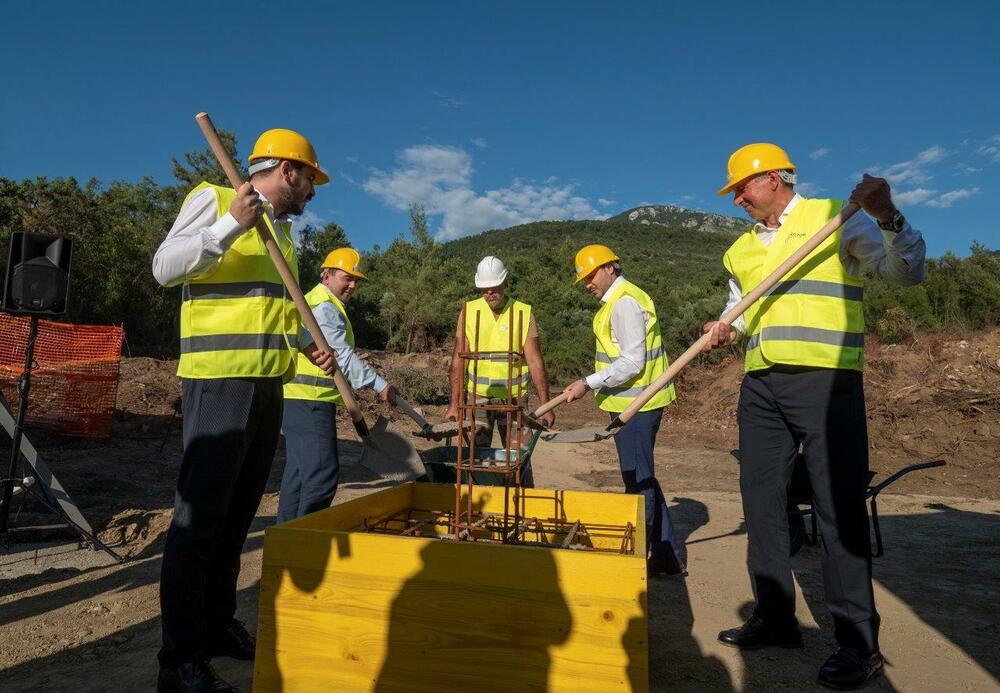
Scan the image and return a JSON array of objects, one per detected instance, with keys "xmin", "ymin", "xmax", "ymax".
[{"xmin": 2, "ymin": 1, "xmax": 998, "ymax": 257}]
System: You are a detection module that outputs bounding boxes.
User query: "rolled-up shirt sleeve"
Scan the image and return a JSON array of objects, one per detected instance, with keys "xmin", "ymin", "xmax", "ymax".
[
  {"xmin": 151, "ymin": 188, "xmax": 248, "ymax": 287},
  {"xmin": 585, "ymin": 296, "xmax": 647, "ymax": 390},
  {"xmin": 303, "ymin": 300, "xmax": 387, "ymax": 393},
  {"xmin": 720, "ymin": 277, "xmax": 748, "ymax": 334}
]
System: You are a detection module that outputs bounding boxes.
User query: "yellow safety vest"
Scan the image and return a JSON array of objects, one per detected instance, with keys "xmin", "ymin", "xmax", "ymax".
[
  {"xmin": 593, "ymin": 279, "xmax": 676, "ymax": 413},
  {"xmin": 723, "ymin": 197, "xmax": 865, "ymax": 373},
  {"xmin": 464, "ymin": 297, "xmax": 532, "ymax": 400},
  {"xmin": 177, "ymin": 182, "xmax": 300, "ymax": 379},
  {"xmin": 283, "ymin": 284, "xmax": 351, "ymax": 404}
]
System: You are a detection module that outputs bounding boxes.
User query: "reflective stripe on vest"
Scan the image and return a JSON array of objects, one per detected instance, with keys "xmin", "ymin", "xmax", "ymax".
[
  {"xmin": 182, "ymin": 281, "xmax": 285, "ymax": 301},
  {"xmin": 723, "ymin": 198, "xmax": 866, "ymax": 373},
  {"xmin": 592, "ymin": 278, "xmax": 676, "ymax": 413},
  {"xmin": 464, "ymin": 297, "xmax": 532, "ymax": 399},
  {"xmin": 283, "ymin": 283, "xmax": 352, "ymax": 404},
  {"xmin": 177, "ymin": 182, "xmax": 299, "ymax": 379}
]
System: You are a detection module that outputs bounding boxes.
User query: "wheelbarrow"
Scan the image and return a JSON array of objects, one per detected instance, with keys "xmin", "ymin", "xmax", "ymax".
[
  {"xmin": 730, "ymin": 450, "xmax": 946, "ymax": 557},
  {"xmin": 419, "ymin": 429, "xmax": 542, "ymax": 488}
]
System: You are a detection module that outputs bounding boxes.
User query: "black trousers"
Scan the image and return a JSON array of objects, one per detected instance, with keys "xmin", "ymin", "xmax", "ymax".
[
  {"xmin": 158, "ymin": 376, "xmax": 283, "ymax": 668},
  {"xmin": 738, "ymin": 366, "xmax": 880, "ymax": 653}
]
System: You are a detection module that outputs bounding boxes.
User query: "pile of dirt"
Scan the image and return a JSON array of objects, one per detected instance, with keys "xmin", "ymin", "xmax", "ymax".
[{"xmin": 664, "ymin": 330, "xmax": 1000, "ymax": 498}]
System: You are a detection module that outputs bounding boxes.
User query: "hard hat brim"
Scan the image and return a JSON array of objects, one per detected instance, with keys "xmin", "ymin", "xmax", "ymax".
[
  {"xmin": 310, "ymin": 166, "xmax": 330, "ymax": 186},
  {"xmin": 475, "ymin": 278, "xmax": 505, "ymax": 289}
]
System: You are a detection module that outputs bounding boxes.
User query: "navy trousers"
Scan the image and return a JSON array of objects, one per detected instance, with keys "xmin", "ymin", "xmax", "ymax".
[
  {"xmin": 277, "ymin": 398, "xmax": 339, "ymax": 523},
  {"xmin": 159, "ymin": 376, "xmax": 282, "ymax": 668},
  {"xmin": 611, "ymin": 408, "xmax": 680, "ymax": 561},
  {"xmin": 739, "ymin": 366, "xmax": 879, "ymax": 653}
]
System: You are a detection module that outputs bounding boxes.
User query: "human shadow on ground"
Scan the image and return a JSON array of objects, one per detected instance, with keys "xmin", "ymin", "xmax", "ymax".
[{"xmin": 647, "ymin": 496, "xmax": 732, "ymax": 691}]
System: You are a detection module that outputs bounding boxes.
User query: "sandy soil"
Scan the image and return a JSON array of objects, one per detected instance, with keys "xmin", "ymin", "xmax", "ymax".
[{"xmin": 1, "ymin": 332, "xmax": 998, "ymax": 692}]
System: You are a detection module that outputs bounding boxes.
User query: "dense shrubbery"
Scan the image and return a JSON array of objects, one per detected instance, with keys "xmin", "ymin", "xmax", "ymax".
[{"xmin": 1, "ymin": 135, "xmax": 997, "ymax": 378}]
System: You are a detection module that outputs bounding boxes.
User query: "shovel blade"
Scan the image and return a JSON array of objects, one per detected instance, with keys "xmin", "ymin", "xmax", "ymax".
[
  {"xmin": 359, "ymin": 416, "xmax": 425, "ymax": 481},
  {"xmin": 411, "ymin": 420, "xmax": 487, "ymax": 441},
  {"xmin": 520, "ymin": 414, "xmax": 549, "ymax": 432},
  {"xmin": 541, "ymin": 425, "xmax": 616, "ymax": 444}
]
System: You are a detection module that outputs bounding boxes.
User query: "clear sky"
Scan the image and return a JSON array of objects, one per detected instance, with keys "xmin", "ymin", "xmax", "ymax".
[{"xmin": 2, "ymin": 1, "xmax": 998, "ymax": 257}]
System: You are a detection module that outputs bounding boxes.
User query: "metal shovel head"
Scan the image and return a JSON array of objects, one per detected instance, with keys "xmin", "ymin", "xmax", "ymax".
[
  {"xmin": 359, "ymin": 415, "xmax": 425, "ymax": 481},
  {"xmin": 411, "ymin": 420, "xmax": 487, "ymax": 441},
  {"xmin": 541, "ymin": 425, "xmax": 617, "ymax": 444},
  {"xmin": 520, "ymin": 413, "xmax": 549, "ymax": 432}
]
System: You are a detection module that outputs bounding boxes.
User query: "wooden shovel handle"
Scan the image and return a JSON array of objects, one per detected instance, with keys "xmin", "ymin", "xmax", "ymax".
[
  {"xmin": 394, "ymin": 396, "xmax": 432, "ymax": 429},
  {"xmin": 531, "ymin": 391, "xmax": 570, "ymax": 418},
  {"xmin": 613, "ymin": 202, "xmax": 861, "ymax": 428},
  {"xmin": 194, "ymin": 112, "xmax": 369, "ymax": 437}
]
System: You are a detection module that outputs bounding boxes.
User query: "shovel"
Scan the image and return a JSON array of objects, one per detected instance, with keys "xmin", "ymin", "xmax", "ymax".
[
  {"xmin": 543, "ymin": 202, "xmax": 861, "ymax": 443},
  {"xmin": 521, "ymin": 391, "xmax": 571, "ymax": 431},
  {"xmin": 394, "ymin": 396, "xmax": 485, "ymax": 441},
  {"xmin": 358, "ymin": 414, "xmax": 425, "ymax": 481}
]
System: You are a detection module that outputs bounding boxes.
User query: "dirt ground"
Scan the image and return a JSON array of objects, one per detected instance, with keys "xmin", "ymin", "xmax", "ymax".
[{"xmin": 1, "ymin": 331, "xmax": 998, "ymax": 691}]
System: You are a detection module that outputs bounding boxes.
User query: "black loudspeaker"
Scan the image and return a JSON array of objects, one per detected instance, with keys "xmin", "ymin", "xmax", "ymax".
[{"xmin": 3, "ymin": 232, "xmax": 73, "ymax": 315}]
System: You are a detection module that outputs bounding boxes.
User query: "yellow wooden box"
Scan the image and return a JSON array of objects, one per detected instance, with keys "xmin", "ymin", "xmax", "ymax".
[{"xmin": 253, "ymin": 482, "xmax": 648, "ymax": 692}]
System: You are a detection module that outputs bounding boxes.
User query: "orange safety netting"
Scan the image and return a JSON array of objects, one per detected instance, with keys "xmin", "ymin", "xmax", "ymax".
[{"xmin": 0, "ymin": 314, "xmax": 124, "ymax": 437}]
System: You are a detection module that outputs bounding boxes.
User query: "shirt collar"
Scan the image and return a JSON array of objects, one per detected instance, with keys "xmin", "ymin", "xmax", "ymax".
[
  {"xmin": 601, "ymin": 275, "xmax": 625, "ymax": 303},
  {"xmin": 754, "ymin": 193, "xmax": 801, "ymax": 233},
  {"xmin": 251, "ymin": 186, "xmax": 289, "ymax": 222}
]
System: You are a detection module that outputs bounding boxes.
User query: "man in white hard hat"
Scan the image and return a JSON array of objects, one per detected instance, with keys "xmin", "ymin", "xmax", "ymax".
[
  {"xmin": 703, "ymin": 143, "xmax": 926, "ymax": 690},
  {"xmin": 152, "ymin": 129, "xmax": 336, "ymax": 692},
  {"xmin": 280, "ymin": 247, "xmax": 398, "ymax": 522},
  {"xmin": 445, "ymin": 256, "xmax": 554, "ymax": 466}
]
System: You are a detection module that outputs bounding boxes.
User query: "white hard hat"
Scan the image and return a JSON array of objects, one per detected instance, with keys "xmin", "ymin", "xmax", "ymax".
[{"xmin": 474, "ymin": 256, "xmax": 508, "ymax": 289}]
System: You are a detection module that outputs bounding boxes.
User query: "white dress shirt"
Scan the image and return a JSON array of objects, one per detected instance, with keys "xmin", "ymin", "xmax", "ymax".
[
  {"xmin": 152, "ymin": 187, "xmax": 285, "ymax": 288},
  {"xmin": 584, "ymin": 276, "xmax": 650, "ymax": 390},
  {"xmin": 301, "ymin": 286, "xmax": 388, "ymax": 394},
  {"xmin": 721, "ymin": 194, "xmax": 927, "ymax": 332}
]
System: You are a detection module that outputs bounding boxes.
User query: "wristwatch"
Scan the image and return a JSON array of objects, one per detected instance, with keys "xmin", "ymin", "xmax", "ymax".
[{"xmin": 878, "ymin": 210, "xmax": 906, "ymax": 233}]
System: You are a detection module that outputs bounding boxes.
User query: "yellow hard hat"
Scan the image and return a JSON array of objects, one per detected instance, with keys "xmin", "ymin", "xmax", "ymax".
[
  {"xmin": 574, "ymin": 244, "xmax": 619, "ymax": 283},
  {"xmin": 717, "ymin": 143, "xmax": 796, "ymax": 196},
  {"xmin": 249, "ymin": 128, "xmax": 330, "ymax": 185},
  {"xmin": 322, "ymin": 247, "xmax": 367, "ymax": 279}
]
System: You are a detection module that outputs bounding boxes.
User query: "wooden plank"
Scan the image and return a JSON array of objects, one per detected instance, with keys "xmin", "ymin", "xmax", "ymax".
[{"xmin": 254, "ymin": 485, "xmax": 648, "ymax": 693}]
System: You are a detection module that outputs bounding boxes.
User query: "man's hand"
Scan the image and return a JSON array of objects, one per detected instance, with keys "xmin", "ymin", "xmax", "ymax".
[
  {"xmin": 702, "ymin": 321, "xmax": 736, "ymax": 352},
  {"xmin": 850, "ymin": 173, "xmax": 897, "ymax": 224},
  {"xmin": 444, "ymin": 404, "xmax": 459, "ymax": 421},
  {"xmin": 563, "ymin": 379, "xmax": 589, "ymax": 403},
  {"xmin": 229, "ymin": 182, "xmax": 264, "ymax": 229},
  {"xmin": 537, "ymin": 410, "xmax": 555, "ymax": 428},
  {"xmin": 379, "ymin": 384, "xmax": 398, "ymax": 404},
  {"xmin": 303, "ymin": 344, "xmax": 338, "ymax": 376}
]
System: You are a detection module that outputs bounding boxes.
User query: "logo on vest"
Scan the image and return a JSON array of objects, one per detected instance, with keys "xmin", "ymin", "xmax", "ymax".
[{"xmin": 499, "ymin": 324, "xmax": 507, "ymax": 332}]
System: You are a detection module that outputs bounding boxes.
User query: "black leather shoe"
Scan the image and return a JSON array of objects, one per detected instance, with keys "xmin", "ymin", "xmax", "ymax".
[
  {"xmin": 204, "ymin": 619, "xmax": 256, "ymax": 661},
  {"xmin": 818, "ymin": 648, "xmax": 884, "ymax": 690},
  {"xmin": 157, "ymin": 659, "xmax": 240, "ymax": 692},
  {"xmin": 648, "ymin": 552, "xmax": 688, "ymax": 577},
  {"xmin": 718, "ymin": 616, "xmax": 803, "ymax": 649}
]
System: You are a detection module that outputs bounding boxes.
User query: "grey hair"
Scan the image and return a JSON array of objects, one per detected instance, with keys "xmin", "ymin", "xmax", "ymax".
[
  {"xmin": 776, "ymin": 169, "xmax": 797, "ymax": 186},
  {"xmin": 611, "ymin": 260, "xmax": 622, "ymax": 276}
]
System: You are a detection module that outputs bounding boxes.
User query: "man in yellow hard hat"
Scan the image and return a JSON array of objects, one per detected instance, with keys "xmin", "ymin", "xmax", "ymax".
[
  {"xmin": 563, "ymin": 245, "xmax": 684, "ymax": 575},
  {"xmin": 703, "ymin": 143, "xmax": 926, "ymax": 689},
  {"xmin": 152, "ymin": 128, "xmax": 334, "ymax": 693},
  {"xmin": 280, "ymin": 247, "xmax": 397, "ymax": 521},
  {"xmin": 445, "ymin": 256, "xmax": 554, "ymax": 472}
]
